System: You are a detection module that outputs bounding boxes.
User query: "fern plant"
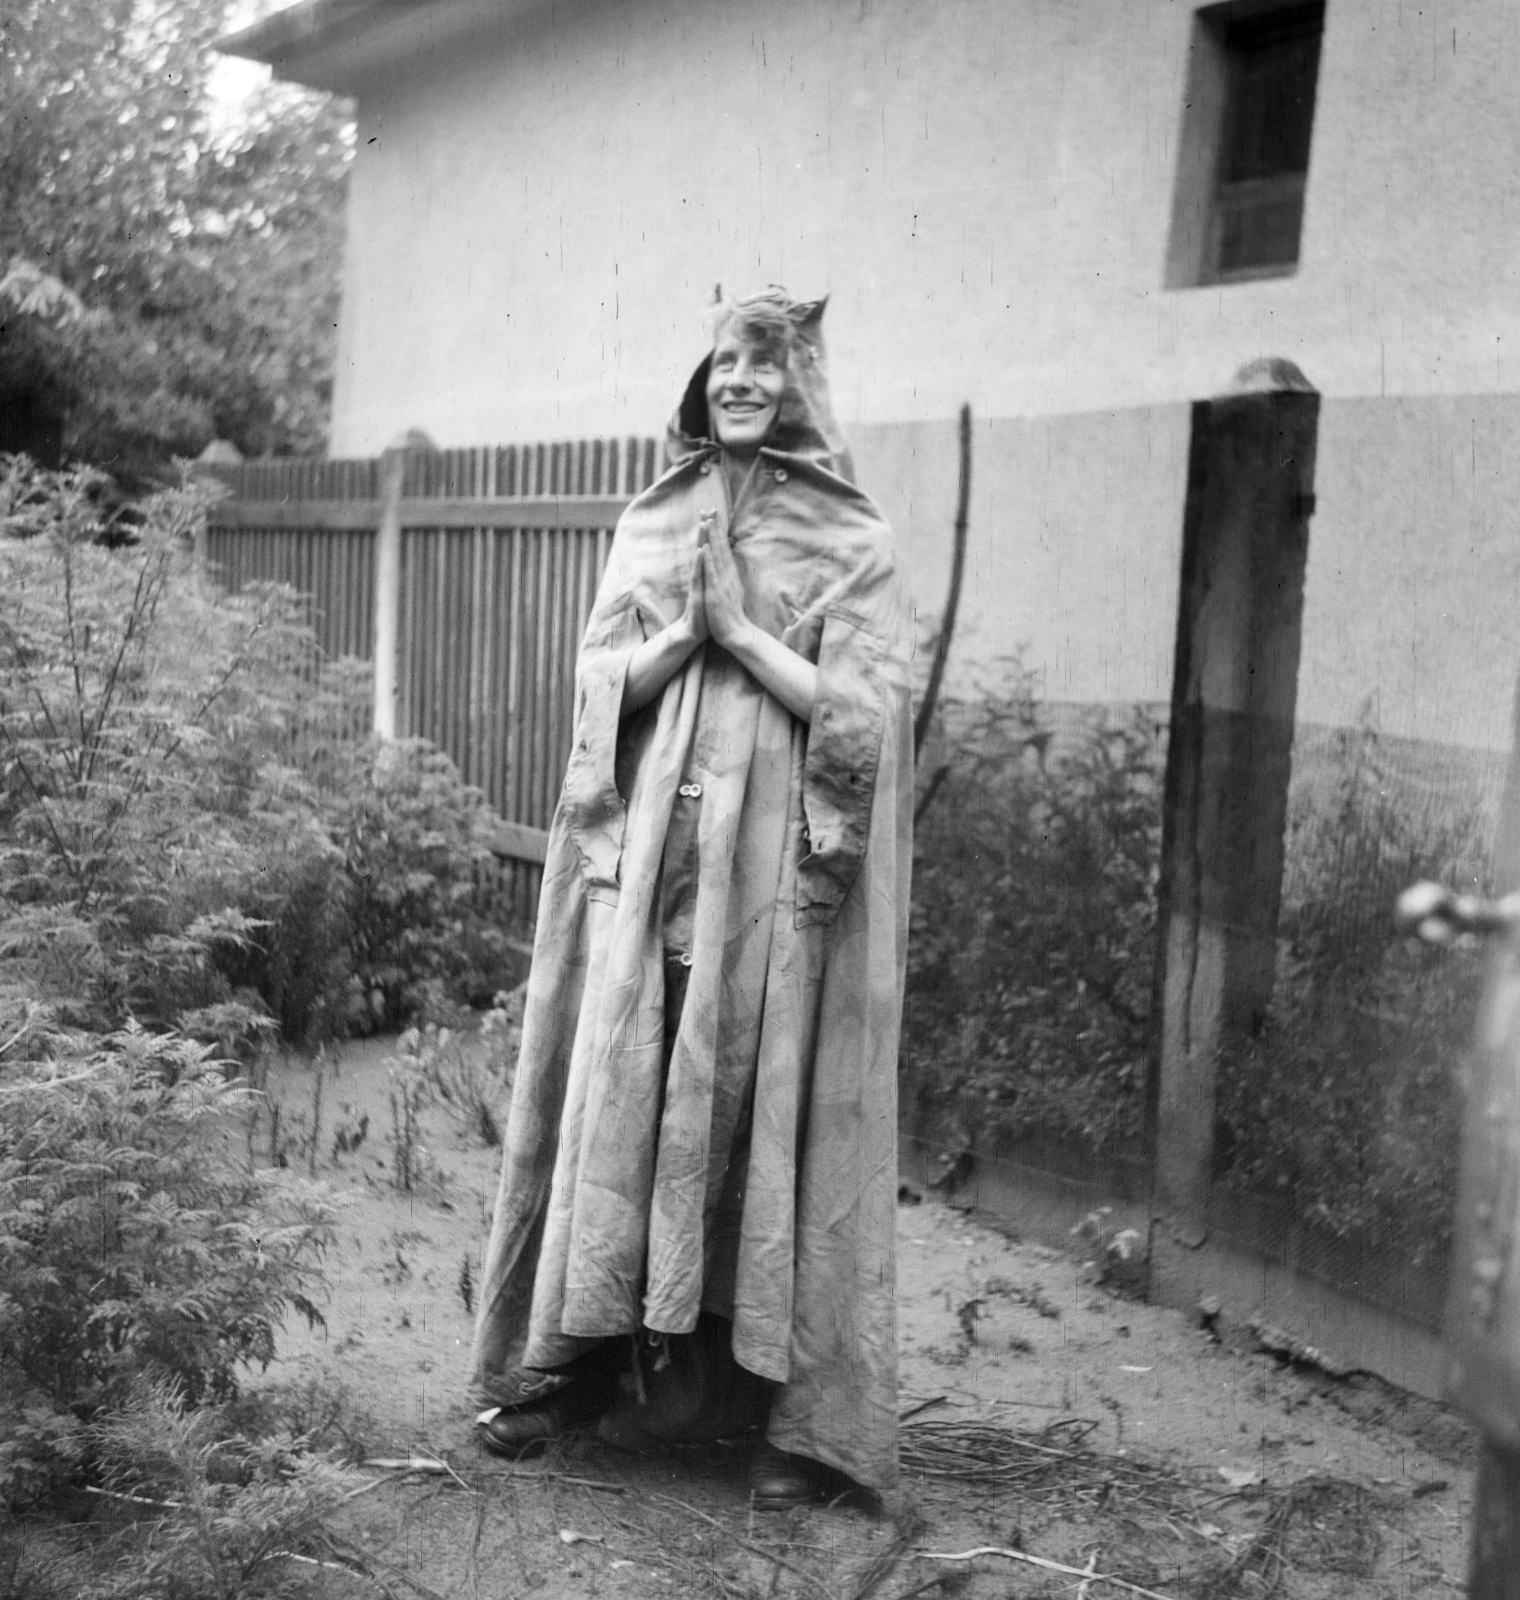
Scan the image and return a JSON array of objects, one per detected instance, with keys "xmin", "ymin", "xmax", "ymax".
[
  {"xmin": 74, "ymin": 1378, "xmax": 362, "ymax": 1600},
  {"xmin": 0, "ymin": 1010, "xmax": 335, "ymax": 1423}
]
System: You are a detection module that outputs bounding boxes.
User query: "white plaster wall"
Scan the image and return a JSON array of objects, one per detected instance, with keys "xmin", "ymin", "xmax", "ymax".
[
  {"xmin": 854, "ymin": 395, "xmax": 1520, "ymax": 752},
  {"xmin": 852, "ymin": 411, "xmax": 1190, "ymax": 709},
  {"xmin": 327, "ymin": 0, "xmax": 1520, "ymax": 454},
  {"xmin": 1300, "ymin": 395, "xmax": 1520, "ymax": 753}
]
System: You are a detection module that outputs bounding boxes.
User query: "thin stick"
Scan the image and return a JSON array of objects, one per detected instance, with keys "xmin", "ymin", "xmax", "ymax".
[
  {"xmin": 917, "ymin": 1546, "xmax": 1179, "ymax": 1600},
  {"xmin": 263, "ymin": 1549, "xmax": 375, "ymax": 1582},
  {"xmin": 413, "ymin": 1447, "xmax": 473, "ymax": 1493},
  {"xmin": 913, "ymin": 401, "xmax": 972, "ymax": 759},
  {"xmin": 654, "ymin": 1494, "xmax": 837, "ymax": 1600},
  {"xmin": 478, "ymin": 1464, "xmax": 625, "ymax": 1493},
  {"xmin": 324, "ymin": 1530, "xmax": 454, "ymax": 1600},
  {"xmin": 84, "ymin": 1484, "xmax": 183, "ymax": 1510},
  {"xmin": 466, "ymin": 1488, "xmax": 488, "ymax": 1600},
  {"xmin": 896, "ymin": 1580, "xmax": 948, "ymax": 1600},
  {"xmin": 344, "ymin": 1471, "xmax": 419, "ymax": 1502},
  {"xmin": 898, "ymin": 1396, "xmax": 948, "ymax": 1422}
]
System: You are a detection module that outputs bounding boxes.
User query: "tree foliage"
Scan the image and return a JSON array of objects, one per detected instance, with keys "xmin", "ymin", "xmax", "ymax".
[{"xmin": 0, "ymin": 0, "xmax": 350, "ymax": 483}]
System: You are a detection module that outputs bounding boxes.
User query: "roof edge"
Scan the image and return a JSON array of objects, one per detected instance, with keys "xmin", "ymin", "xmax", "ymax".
[{"xmin": 217, "ymin": 0, "xmax": 517, "ymax": 92}]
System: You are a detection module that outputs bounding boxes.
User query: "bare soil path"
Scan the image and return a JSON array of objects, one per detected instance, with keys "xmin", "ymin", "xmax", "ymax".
[{"xmin": 250, "ymin": 1036, "xmax": 1475, "ymax": 1600}]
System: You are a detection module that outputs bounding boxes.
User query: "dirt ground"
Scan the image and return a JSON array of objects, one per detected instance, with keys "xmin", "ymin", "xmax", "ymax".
[{"xmin": 247, "ymin": 1034, "xmax": 1476, "ymax": 1600}]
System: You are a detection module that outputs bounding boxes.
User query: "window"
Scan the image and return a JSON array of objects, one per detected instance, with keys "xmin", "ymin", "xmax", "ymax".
[{"xmin": 1165, "ymin": 1, "xmax": 1325, "ymax": 288}]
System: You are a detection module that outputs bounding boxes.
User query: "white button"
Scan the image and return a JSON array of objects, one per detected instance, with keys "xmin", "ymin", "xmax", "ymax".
[
  {"xmin": 679, "ymin": 782, "xmax": 702, "ymax": 798},
  {"xmin": 773, "ymin": 467, "xmax": 789, "ymax": 482},
  {"xmin": 678, "ymin": 952, "xmax": 693, "ymax": 968}
]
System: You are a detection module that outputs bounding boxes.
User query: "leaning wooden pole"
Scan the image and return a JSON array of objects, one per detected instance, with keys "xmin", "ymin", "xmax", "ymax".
[{"xmin": 913, "ymin": 403, "xmax": 972, "ymax": 760}]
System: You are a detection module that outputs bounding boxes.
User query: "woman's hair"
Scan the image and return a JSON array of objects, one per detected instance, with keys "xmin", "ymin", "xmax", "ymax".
[{"xmin": 713, "ymin": 296, "xmax": 796, "ymax": 368}]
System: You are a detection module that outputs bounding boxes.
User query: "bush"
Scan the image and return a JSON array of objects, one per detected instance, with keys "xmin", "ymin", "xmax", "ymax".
[
  {"xmin": 0, "ymin": 1009, "xmax": 335, "ymax": 1436},
  {"xmin": 905, "ymin": 674, "xmax": 1164, "ymax": 1153},
  {"xmin": 0, "ymin": 458, "xmax": 521, "ymax": 1045},
  {"xmin": 82, "ymin": 1378, "xmax": 362, "ymax": 1600},
  {"xmin": 1213, "ymin": 712, "xmax": 1490, "ymax": 1263}
]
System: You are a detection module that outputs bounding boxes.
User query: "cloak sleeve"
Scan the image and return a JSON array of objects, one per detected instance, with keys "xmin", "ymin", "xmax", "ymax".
[
  {"xmin": 560, "ymin": 590, "xmax": 643, "ymax": 901},
  {"xmin": 796, "ymin": 603, "xmax": 890, "ymax": 928}
]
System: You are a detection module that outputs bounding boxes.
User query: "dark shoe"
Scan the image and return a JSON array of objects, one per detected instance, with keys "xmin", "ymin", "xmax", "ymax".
[
  {"xmin": 749, "ymin": 1442, "xmax": 822, "ymax": 1510},
  {"xmin": 477, "ymin": 1357, "xmax": 619, "ymax": 1459}
]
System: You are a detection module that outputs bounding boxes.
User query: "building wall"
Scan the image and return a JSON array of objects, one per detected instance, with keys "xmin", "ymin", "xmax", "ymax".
[
  {"xmin": 317, "ymin": 0, "xmax": 1520, "ymax": 748},
  {"xmin": 854, "ymin": 392, "xmax": 1520, "ymax": 754},
  {"xmin": 329, "ymin": 0, "xmax": 1520, "ymax": 454}
]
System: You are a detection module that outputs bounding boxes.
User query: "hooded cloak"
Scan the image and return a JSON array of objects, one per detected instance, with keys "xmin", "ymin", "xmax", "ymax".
[{"xmin": 470, "ymin": 295, "xmax": 911, "ymax": 1491}]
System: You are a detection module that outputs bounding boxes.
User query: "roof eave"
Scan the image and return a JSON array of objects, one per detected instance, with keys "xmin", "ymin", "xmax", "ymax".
[{"xmin": 217, "ymin": 0, "xmax": 504, "ymax": 93}]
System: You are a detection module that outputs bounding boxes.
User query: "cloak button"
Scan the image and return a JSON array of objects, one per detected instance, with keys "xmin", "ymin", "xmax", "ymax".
[
  {"xmin": 773, "ymin": 468, "xmax": 789, "ymax": 482},
  {"xmin": 678, "ymin": 952, "xmax": 693, "ymax": 968},
  {"xmin": 679, "ymin": 782, "xmax": 702, "ymax": 798}
]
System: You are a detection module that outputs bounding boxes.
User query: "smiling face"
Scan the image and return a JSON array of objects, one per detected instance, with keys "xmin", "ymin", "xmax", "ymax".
[{"xmin": 705, "ymin": 326, "xmax": 787, "ymax": 458}]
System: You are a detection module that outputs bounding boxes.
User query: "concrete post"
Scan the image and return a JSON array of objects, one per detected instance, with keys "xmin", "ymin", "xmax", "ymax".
[
  {"xmin": 372, "ymin": 445, "xmax": 405, "ymax": 740},
  {"xmin": 1150, "ymin": 359, "xmax": 1319, "ymax": 1267}
]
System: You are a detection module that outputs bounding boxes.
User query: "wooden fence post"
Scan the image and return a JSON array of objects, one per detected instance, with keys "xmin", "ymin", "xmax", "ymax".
[
  {"xmin": 1149, "ymin": 359, "xmax": 1319, "ymax": 1286},
  {"xmin": 372, "ymin": 445, "xmax": 404, "ymax": 739},
  {"xmin": 188, "ymin": 439, "xmax": 243, "ymax": 586}
]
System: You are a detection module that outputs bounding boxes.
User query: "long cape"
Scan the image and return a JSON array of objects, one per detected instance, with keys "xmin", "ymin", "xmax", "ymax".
[{"xmin": 471, "ymin": 320, "xmax": 912, "ymax": 1490}]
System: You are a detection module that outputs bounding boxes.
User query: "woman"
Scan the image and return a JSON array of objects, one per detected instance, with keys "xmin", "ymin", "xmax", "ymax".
[{"xmin": 469, "ymin": 289, "xmax": 912, "ymax": 1504}]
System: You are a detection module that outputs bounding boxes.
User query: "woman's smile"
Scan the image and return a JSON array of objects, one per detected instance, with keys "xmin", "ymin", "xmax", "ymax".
[{"xmin": 706, "ymin": 329, "xmax": 785, "ymax": 455}]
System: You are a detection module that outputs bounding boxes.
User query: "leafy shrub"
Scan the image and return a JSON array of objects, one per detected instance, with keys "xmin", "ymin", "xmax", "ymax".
[
  {"xmin": 1214, "ymin": 713, "xmax": 1491, "ymax": 1263},
  {"xmin": 0, "ymin": 1009, "xmax": 335, "ymax": 1433},
  {"xmin": 905, "ymin": 674, "xmax": 1164, "ymax": 1152},
  {"xmin": 333, "ymin": 742, "xmax": 517, "ymax": 1033},
  {"xmin": 82, "ymin": 1379, "xmax": 362, "ymax": 1600},
  {"xmin": 0, "ymin": 458, "xmax": 321, "ymax": 1035},
  {"xmin": 0, "ymin": 458, "xmax": 522, "ymax": 1045}
]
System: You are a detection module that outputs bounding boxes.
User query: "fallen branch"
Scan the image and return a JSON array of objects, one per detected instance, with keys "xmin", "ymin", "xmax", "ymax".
[{"xmin": 917, "ymin": 1546, "xmax": 1178, "ymax": 1600}]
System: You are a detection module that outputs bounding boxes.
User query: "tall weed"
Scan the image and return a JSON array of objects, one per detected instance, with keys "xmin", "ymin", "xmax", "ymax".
[
  {"xmin": 906, "ymin": 674, "xmax": 1164, "ymax": 1153},
  {"xmin": 1214, "ymin": 711, "xmax": 1489, "ymax": 1261}
]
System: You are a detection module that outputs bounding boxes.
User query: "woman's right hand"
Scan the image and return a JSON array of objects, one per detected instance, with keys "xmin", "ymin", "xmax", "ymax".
[
  {"xmin": 676, "ymin": 526, "xmax": 710, "ymax": 646},
  {"xmin": 620, "ymin": 517, "xmax": 713, "ymax": 714}
]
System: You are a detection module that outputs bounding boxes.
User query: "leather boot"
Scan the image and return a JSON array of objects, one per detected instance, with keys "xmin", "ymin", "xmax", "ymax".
[{"xmin": 749, "ymin": 1441, "xmax": 822, "ymax": 1510}]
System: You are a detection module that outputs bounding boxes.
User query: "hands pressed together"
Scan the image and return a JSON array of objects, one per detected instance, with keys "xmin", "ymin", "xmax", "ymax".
[
  {"xmin": 621, "ymin": 510, "xmax": 819, "ymax": 723},
  {"xmin": 676, "ymin": 511, "xmax": 751, "ymax": 653}
]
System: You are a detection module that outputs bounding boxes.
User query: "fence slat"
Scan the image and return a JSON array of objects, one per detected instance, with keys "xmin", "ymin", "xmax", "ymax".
[{"xmin": 205, "ymin": 439, "xmax": 641, "ymax": 868}]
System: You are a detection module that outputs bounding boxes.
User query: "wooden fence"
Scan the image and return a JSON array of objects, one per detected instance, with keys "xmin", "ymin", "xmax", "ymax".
[{"xmin": 202, "ymin": 437, "xmax": 665, "ymax": 918}]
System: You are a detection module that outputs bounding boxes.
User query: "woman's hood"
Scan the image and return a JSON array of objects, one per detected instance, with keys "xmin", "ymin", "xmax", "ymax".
[{"xmin": 667, "ymin": 290, "xmax": 856, "ymax": 483}]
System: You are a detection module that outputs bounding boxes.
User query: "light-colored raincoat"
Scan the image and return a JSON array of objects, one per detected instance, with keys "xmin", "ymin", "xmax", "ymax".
[{"xmin": 470, "ymin": 303, "xmax": 912, "ymax": 1490}]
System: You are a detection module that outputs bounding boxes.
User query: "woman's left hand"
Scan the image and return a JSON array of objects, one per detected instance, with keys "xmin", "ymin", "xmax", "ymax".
[{"xmin": 700, "ymin": 520, "xmax": 753, "ymax": 651}]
